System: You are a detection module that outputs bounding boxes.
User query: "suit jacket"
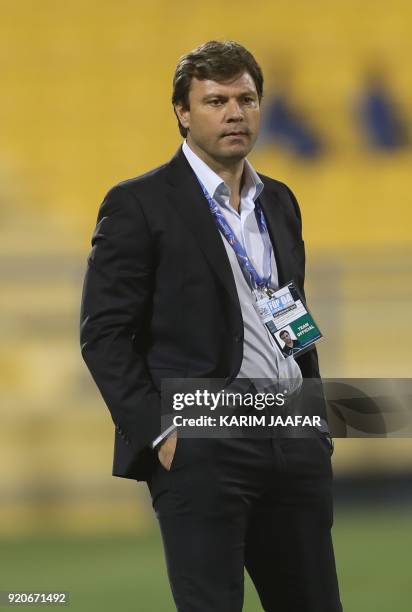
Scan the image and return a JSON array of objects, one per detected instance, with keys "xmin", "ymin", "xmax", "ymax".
[{"xmin": 80, "ymin": 146, "xmax": 322, "ymax": 481}]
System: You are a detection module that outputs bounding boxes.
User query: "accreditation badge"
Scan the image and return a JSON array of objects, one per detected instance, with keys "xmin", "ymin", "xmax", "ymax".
[{"xmin": 253, "ymin": 281, "xmax": 323, "ymax": 358}]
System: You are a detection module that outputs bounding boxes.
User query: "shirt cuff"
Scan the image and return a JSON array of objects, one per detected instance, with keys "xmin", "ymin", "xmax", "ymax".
[{"xmin": 151, "ymin": 424, "xmax": 177, "ymax": 449}]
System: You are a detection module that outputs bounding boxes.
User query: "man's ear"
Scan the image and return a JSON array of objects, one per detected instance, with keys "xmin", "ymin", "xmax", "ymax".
[{"xmin": 174, "ymin": 104, "xmax": 190, "ymax": 131}]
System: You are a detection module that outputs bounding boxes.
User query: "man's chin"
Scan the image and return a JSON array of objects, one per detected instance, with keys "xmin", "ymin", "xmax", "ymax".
[{"xmin": 218, "ymin": 143, "xmax": 251, "ymax": 162}]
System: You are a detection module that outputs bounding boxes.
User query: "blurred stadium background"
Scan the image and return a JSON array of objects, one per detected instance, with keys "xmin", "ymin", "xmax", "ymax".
[{"xmin": 1, "ymin": 1, "xmax": 411, "ymax": 610}]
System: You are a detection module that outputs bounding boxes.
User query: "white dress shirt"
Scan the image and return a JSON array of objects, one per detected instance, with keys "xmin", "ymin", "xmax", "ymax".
[{"xmin": 152, "ymin": 141, "xmax": 302, "ymax": 447}]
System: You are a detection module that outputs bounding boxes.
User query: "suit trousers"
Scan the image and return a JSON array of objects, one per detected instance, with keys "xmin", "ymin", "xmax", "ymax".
[{"xmin": 147, "ymin": 420, "xmax": 343, "ymax": 612}]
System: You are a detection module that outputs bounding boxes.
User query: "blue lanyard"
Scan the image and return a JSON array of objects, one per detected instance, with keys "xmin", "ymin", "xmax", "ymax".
[{"xmin": 196, "ymin": 177, "xmax": 273, "ymax": 293}]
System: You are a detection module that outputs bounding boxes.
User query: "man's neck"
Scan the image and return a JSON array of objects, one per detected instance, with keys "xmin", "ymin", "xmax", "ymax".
[{"xmin": 186, "ymin": 137, "xmax": 245, "ymax": 212}]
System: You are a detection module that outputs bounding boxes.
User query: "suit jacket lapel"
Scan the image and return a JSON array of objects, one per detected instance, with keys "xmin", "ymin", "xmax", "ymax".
[
  {"xmin": 166, "ymin": 148, "xmax": 241, "ymax": 308},
  {"xmin": 257, "ymin": 182, "xmax": 291, "ymax": 287}
]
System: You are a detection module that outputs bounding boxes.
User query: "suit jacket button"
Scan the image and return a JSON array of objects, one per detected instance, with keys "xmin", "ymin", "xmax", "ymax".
[{"xmin": 234, "ymin": 334, "xmax": 242, "ymax": 343}]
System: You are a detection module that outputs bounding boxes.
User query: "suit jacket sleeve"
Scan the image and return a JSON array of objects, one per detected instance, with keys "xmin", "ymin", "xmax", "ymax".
[{"xmin": 80, "ymin": 184, "xmax": 160, "ymax": 453}]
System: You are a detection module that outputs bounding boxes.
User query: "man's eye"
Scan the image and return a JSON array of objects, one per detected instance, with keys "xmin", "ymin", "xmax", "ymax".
[
  {"xmin": 209, "ymin": 99, "xmax": 223, "ymax": 106},
  {"xmin": 243, "ymin": 97, "xmax": 254, "ymax": 104}
]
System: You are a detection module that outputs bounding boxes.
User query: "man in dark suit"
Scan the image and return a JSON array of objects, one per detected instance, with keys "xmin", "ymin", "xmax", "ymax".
[{"xmin": 80, "ymin": 40, "xmax": 342, "ymax": 612}]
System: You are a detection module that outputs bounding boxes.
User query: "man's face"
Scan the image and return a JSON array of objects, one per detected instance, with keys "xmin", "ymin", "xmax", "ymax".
[
  {"xmin": 175, "ymin": 71, "xmax": 260, "ymax": 166},
  {"xmin": 281, "ymin": 331, "xmax": 291, "ymax": 344}
]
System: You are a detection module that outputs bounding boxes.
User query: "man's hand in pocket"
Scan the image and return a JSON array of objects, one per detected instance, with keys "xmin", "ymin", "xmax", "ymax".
[{"xmin": 158, "ymin": 430, "xmax": 177, "ymax": 471}]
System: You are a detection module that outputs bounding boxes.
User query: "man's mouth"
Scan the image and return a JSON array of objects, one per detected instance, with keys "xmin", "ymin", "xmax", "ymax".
[{"xmin": 222, "ymin": 131, "xmax": 248, "ymax": 137}]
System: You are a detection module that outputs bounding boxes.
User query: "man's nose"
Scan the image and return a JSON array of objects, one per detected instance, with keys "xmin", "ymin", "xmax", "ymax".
[{"xmin": 226, "ymin": 99, "xmax": 244, "ymax": 121}]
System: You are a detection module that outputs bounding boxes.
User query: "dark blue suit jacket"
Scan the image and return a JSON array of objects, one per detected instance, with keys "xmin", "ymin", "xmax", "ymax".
[{"xmin": 80, "ymin": 147, "xmax": 321, "ymax": 481}]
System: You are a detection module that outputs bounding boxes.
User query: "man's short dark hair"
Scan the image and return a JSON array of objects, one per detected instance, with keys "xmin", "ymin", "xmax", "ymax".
[{"xmin": 172, "ymin": 40, "xmax": 264, "ymax": 137}]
